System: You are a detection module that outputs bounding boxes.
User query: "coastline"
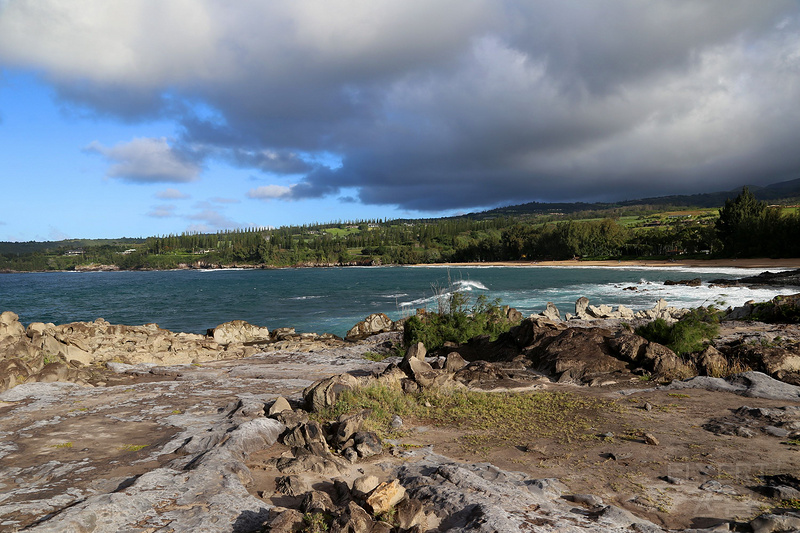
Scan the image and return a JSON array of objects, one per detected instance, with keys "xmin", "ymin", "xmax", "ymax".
[
  {"xmin": 4, "ymin": 257, "xmax": 800, "ymax": 275},
  {"xmin": 429, "ymin": 258, "xmax": 800, "ymax": 269}
]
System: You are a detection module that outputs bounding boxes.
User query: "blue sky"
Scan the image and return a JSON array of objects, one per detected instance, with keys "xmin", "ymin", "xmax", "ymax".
[{"xmin": 1, "ymin": 1, "xmax": 800, "ymax": 241}]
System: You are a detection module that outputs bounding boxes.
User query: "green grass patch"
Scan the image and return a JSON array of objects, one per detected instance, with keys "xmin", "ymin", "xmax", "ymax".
[
  {"xmin": 314, "ymin": 384, "xmax": 622, "ymax": 447},
  {"xmin": 362, "ymin": 351, "xmax": 393, "ymax": 362},
  {"xmin": 53, "ymin": 441, "xmax": 73, "ymax": 449},
  {"xmin": 119, "ymin": 444, "xmax": 149, "ymax": 452}
]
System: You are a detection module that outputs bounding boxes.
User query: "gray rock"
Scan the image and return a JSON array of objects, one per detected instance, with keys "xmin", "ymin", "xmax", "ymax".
[
  {"xmin": 542, "ymin": 302, "xmax": 562, "ymax": 322},
  {"xmin": 354, "ymin": 431, "xmax": 382, "ymax": 458},
  {"xmin": 390, "ymin": 414, "xmax": 403, "ymax": 430},
  {"xmin": 750, "ymin": 512, "xmax": 800, "ymax": 533},
  {"xmin": 274, "ymin": 475, "xmax": 310, "ymax": 497},
  {"xmin": 301, "ymin": 490, "xmax": 335, "ymax": 513},
  {"xmin": 764, "ymin": 425, "xmax": 790, "ymax": 437}
]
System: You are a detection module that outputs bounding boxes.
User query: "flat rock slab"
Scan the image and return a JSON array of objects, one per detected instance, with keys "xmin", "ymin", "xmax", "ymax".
[{"xmin": 0, "ymin": 339, "xmax": 392, "ymax": 531}]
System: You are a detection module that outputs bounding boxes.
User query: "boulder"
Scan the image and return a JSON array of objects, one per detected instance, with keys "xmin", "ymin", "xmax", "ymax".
[
  {"xmin": 607, "ymin": 332, "xmax": 648, "ymax": 363},
  {"xmin": 542, "ymin": 303, "xmax": 561, "ymax": 322},
  {"xmin": 0, "ymin": 311, "xmax": 25, "ymax": 341},
  {"xmin": 405, "ymin": 342, "xmax": 426, "ymax": 361},
  {"xmin": 353, "ymin": 431, "xmax": 382, "ymax": 458},
  {"xmin": 574, "ymin": 297, "xmax": 590, "ymax": 319},
  {"xmin": 268, "ymin": 396, "xmax": 292, "ymax": 416},
  {"xmin": 695, "ymin": 345, "xmax": 729, "ymax": 376},
  {"xmin": 396, "ymin": 498, "xmax": 427, "ymax": 530},
  {"xmin": 335, "ymin": 410, "xmax": 368, "ymax": 447},
  {"xmin": 331, "ymin": 501, "xmax": 375, "ymax": 533},
  {"xmin": 526, "ymin": 327, "xmax": 629, "ymax": 383},
  {"xmin": 587, "ymin": 304, "xmax": 614, "ymax": 318},
  {"xmin": 640, "ymin": 343, "xmax": 694, "ymax": 380},
  {"xmin": 443, "ymin": 351, "xmax": 468, "ymax": 372},
  {"xmin": 345, "ymin": 313, "xmax": 395, "ymax": 340},
  {"xmin": 352, "ymin": 475, "xmax": 381, "ymax": 499},
  {"xmin": 365, "ymin": 479, "xmax": 406, "ymax": 515},
  {"xmin": 274, "ymin": 475, "xmax": 310, "ymax": 497},
  {"xmin": 617, "ymin": 304, "xmax": 635, "ymax": 319},
  {"xmin": 303, "ymin": 373, "xmax": 361, "ymax": 413},
  {"xmin": 211, "ymin": 320, "xmax": 270, "ymax": 345}
]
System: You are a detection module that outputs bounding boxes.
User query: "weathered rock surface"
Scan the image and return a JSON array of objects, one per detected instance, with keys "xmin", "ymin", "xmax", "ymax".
[
  {"xmin": 0, "ymin": 312, "xmax": 357, "ymax": 393},
  {"xmin": 345, "ymin": 313, "xmax": 397, "ymax": 340}
]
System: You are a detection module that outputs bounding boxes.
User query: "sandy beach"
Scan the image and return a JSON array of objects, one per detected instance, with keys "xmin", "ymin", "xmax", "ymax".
[{"xmin": 435, "ymin": 258, "xmax": 800, "ymax": 269}]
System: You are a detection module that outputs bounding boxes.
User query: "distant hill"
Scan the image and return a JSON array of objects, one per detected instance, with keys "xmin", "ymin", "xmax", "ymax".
[
  {"xmin": 461, "ymin": 177, "xmax": 800, "ymax": 219},
  {"xmin": 0, "ymin": 238, "xmax": 144, "ymax": 256}
]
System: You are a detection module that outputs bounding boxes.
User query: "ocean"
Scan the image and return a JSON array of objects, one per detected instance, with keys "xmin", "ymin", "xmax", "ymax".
[{"xmin": 0, "ymin": 266, "xmax": 795, "ymax": 337}]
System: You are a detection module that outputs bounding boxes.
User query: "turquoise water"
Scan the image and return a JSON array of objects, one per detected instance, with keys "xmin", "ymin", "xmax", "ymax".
[{"xmin": 0, "ymin": 266, "xmax": 794, "ymax": 337}]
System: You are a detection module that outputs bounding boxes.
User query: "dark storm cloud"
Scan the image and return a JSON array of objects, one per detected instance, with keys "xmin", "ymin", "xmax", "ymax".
[{"xmin": 3, "ymin": 0, "xmax": 800, "ymax": 211}]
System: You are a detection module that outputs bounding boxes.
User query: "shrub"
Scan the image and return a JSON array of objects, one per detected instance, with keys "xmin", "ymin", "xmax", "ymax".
[
  {"xmin": 636, "ymin": 307, "xmax": 720, "ymax": 357},
  {"xmin": 402, "ymin": 292, "xmax": 517, "ymax": 350}
]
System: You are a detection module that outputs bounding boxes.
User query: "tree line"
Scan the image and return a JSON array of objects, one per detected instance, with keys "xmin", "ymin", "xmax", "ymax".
[{"xmin": 1, "ymin": 188, "xmax": 797, "ymax": 272}]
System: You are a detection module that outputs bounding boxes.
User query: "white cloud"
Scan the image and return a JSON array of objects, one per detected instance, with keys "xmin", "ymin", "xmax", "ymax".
[
  {"xmin": 186, "ymin": 208, "xmax": 239, "ymax": 230},
  {"xmin": 85, "ymin": 137, "xmax": 200, "ymax": 183},
  {"xmin": 147, "ymin": 204, "xmax": 177, "ymax": 218},
  {"xmin": 247, "ymin": 185, "xmax": 293, "ymax": 200},
  {"xmin": 156, "ymin": 188, "xmax": 190, "ymax": 199}
]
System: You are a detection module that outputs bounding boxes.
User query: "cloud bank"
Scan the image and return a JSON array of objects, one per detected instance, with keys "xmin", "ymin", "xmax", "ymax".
[
  {"xmin": 85, "ymin": 137, "xmax": 200, "ymax": 183},
  {"xmin": 3, "ymin": 0, "xmax": 800, "ymax": 210}
]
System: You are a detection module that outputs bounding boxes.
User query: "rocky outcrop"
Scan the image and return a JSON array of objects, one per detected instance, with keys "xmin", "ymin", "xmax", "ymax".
[
  {"xmin": 564, "ymin": 297, "xmax": 686, "ymax": 322},
  {"xmin": 345, "ymin": 313, "xmax": 397, "ymax": 340},
  {"xmin": 0, "ymin": 312, "xmax": 286, "ymax": 392},
  {"xmin": 710, "ymin": 268, "xmax": 800, "ymax": 287},
  {"xmin": 210, "ymin": 320, "xmax": 270, "ymax": 345},
  {"xmin": 723, "ymin": 293, "xmax": 800, "ymax": 323}
]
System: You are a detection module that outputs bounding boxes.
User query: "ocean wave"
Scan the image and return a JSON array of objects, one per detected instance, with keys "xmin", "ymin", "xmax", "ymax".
[
  {"xmin": 288, "ymin": 295, "xmax": 323, "ymax": 300},
  {"xmin": 382, "ymin": 293, "xmax": 409, "ymax": 298},
  {"xmin": 453, "ymin": 280, "xmax": 489, "ymax": 291}
]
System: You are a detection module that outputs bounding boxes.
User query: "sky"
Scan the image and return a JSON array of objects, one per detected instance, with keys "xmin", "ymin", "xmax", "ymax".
[{"xmin": 1, "ymin": 1, "xmax": 799, "ymax": 241}]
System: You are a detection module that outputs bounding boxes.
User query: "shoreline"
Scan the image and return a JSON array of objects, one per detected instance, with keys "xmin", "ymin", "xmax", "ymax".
[
  {"xmin": 3, "ymin": 257, "xmax": 800, "ymax": 275},
  {"xmin": 427, "ymin": 258, "xmax": 800, "ymax": 269}
]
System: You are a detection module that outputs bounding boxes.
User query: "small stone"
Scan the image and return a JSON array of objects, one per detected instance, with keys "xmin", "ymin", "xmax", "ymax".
[
  {"xmin": 390, "ymin": 415, "xmax": 403, "ymax": 430},
  {"xmin": 644, "ymin": 402, "xmax": 653, "ymax": 411},
  {"xmin": 342, "ymin": 447, "xmax": 358, "ymax": 463},
  {"xmin": 765, "ymin": 425, "xmax": 790, "ymax": 438},
  {"xmin": 571, "ymin": 493, "xmax": 604, "ymax": 507},
  {"xmin": 643, "ymin": 433, "xmax": 659, "ymax": 446},
  {"xmin": 268, "ymin": 396, "xmax": 292, "ymax": 416},
  {"xmin": 660, "ymin": 475, "xmax": 683, "ymax": 485},
  {"xmin": 736, "ymin": 426, "xmax": 755, "ymax": 438}
]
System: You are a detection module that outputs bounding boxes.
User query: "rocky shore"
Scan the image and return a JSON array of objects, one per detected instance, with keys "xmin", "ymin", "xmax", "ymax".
[{"xmin": 1, "ymin": 296, "xmax": 800, "ymax": 532}]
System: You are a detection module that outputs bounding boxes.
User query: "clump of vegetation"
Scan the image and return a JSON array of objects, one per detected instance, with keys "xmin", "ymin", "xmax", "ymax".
[
  {"xmin": 403, "ymin": 292, "xmax": 517, "ymax": 351},
  {"xmin": 119, "ymin": 444, "xmax": 149, "ymax": 452},
  {"xmin": 302, "ymin": 512, "xmax": 331, "ymax": 532},
  {"xmin": 53, "ymin": 441, "xmax": 73, "ymax": 449},
  {"xmin": 636, "ymin": 307, "xmax": 720, "ymax": 356},
  {"xmin": 362, "ymin": 351, "xmax": 393, "ymax": 362},
  {"xmin": 314, "ymin": 383, "xmax": 621, "ymax": 447}
]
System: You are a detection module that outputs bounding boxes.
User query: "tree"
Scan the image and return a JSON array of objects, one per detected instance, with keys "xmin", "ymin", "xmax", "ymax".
[{"xmin": 715, "ymin": 187, "xmax": 766, "ymax": 257}]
